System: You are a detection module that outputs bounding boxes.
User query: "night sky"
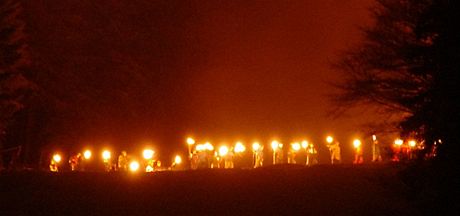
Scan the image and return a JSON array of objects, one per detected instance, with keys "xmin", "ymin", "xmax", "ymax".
[{"xmin": 23, "ymin": 0, "xmax": 375, "ymax": 162}]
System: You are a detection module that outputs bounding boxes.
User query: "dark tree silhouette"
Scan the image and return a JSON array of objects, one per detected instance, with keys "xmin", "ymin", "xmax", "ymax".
[
  {"xmin": 0, "ymin": 0, "xmax": 32, "ymax": 169},
  {"xmin": 334, "ymin": 0, "xmax": 460, "ymax": 162}
]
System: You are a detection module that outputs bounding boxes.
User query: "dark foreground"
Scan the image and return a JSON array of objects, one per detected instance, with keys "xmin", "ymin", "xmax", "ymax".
[{"xmin": 0, "ymin": 164, "xmax": 422, "ymax": 215}]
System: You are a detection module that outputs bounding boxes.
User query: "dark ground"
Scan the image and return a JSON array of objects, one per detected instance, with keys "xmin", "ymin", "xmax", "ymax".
[{"xmin": 0, "ymin": 164, "xmax": 431, "ymax": 215}]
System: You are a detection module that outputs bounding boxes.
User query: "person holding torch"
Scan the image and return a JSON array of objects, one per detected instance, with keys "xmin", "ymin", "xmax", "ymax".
[
  {"xmin": 306, "ymin": 142, "xmax": 318, "ymax": 166},
  {"xmin": 372, "ymin": 135, "xmax": 382, "ymax": 162},
  {"xmin": 326, "ymin": 136, "xmax": 341, "ymax": 164},
  {"xmin": 252, "ymin": 142, "xmax": 263, "ymax": 168},
  {"xmin": 353, "ymin": 139, "xmax": 363, "ymax": 164}
]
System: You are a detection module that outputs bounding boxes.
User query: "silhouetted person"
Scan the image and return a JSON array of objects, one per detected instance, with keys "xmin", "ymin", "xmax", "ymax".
[
  {"xmin": 372, "ymin": 135, "xmax": 382, "ymax": 162},
  {"xmin": 118, "ymin": 151, "xmax": 128, "ymax": 171},
  {"xmin": 69, "ymin": 153, "xmax": 82, "ymax": 171},
  {"xmin": 306, "ymin": 143, "xmax": 318, "ymax": 166},
  {"xmin": 327, "ymin": 141, "xmax": 341, "ymax": 164}
]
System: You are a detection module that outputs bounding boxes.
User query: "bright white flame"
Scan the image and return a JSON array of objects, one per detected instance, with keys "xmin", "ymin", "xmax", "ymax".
[
  {"xmin": 326, "ymin": 136, "xmax": 334, "ymax": 144},
  {"xmin": 83, "ymin": 150, "xmax": 92, "ymax": 160},
  {"xmin": 408, "ymin": 140, "xmax": 416, "ymax": 147},
  {"xmin": 52, "ymin": 154, "xmax": 62, "ymax": 163},
  {"xmin": 372, "ymin": 135, "xmax": 377, "ymax": 141},
  {"xmin": 219, "ymin": 146, "xmax": 229, "ymax": 156},
  {"xmin": 146, "ymin": 165, "xmax": 154, "ymax": 172},
  {"xmin": 278, "ymin": 143, "xmax": 283, "ymax": 149},
  {"xmin": 252, "ymin": 142, "xmax": 261, "ymax": 151},
  {"xmin": 174, "ymin": 155, "xmax": 182, "ymax": 164},
  {"xmin": 83, "ymin": 150, "xmax": 91, "ymax": 160},
  {"xmin": 129, "ymin": 161, "xmax": 140, "ymax": 172},
  {"xmin": 204, "ymin": 142, "xmax": 214, "ymax": 151},
  {"xmin": 353, "ymin": 139, "xmax": 361, "ymax": 148},
  {"xmin": 301, "ymin": 140, "xmax": 309, "ymax": 149},
  {"xmin": 143, "ymin": 149, "xmax": 154, "ymax": 160},
  {"xmin": 234, "ymin": 142, "xmax": 246, "ymax": 153},
  {"xmin": 292, "ymin": 142, "xmax": 301, "ymax": 151},
  {"xmin": 394, "ymin": 139, "xmax": 403, "ymax": 146},
  {"xmin": 102, "ymin": 150, "xmax": 111, "ymax": 161},
  {"xmin": 271, "ymin": 140, "xmax": 279, "ymax": 150},
  {"xmin": 196, "ymin": 144, "xmax": 205, "ymax": 151},
  {"xmin": 186, "ymin": 137, "xmax": 195, "ymax": 145}
]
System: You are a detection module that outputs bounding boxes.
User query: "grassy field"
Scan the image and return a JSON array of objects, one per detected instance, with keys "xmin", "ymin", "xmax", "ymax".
[{"xmin": 0, "ymin": 164, "xmax": 423, "ymax": 215}]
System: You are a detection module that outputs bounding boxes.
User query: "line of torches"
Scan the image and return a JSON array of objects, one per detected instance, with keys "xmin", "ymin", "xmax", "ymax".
[
  {"xmin": 50, "ymin": 148, "xmax": 182, "ymax": 173},
  {"xmin": 50, "ymin": 135, "xmax": 424, "ymax": 172}
]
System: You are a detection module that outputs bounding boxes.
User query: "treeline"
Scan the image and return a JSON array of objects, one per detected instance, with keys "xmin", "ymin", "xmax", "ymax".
[
  {"xmin": 1, "ymin": 0, "xmax": 197, "ymax": 169},
  {"xmin": 334, "ymin": 0, "xmax": 460, "ymax": 163}
]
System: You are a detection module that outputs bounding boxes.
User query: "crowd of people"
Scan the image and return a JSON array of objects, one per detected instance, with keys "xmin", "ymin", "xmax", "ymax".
[{"xmin": 47, "ymin": 135, "xmax": 431, "ymax": 172}]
